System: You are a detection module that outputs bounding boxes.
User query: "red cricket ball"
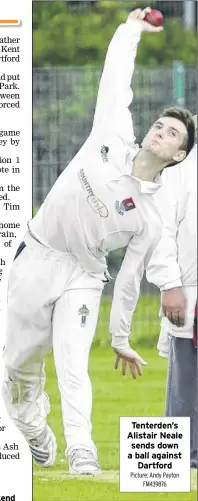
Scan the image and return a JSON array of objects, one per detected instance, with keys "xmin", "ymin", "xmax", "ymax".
[{"xmin": 144, "ymin": 9, "xmax": 163, "ymax": 27}]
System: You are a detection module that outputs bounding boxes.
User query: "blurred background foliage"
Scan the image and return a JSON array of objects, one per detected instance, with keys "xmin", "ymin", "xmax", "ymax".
[{"xmin": 33, "ymin": 1, "xmax": 197, "ymax": 68}]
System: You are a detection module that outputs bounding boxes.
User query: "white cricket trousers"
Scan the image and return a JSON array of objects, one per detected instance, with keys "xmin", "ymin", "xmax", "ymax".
[{"xmin": 2, "ymin": 231, "xmax": 104, "ymax": 456}]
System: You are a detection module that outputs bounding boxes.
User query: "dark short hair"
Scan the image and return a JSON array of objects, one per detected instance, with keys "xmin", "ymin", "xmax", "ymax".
[{"xmin": 159, "ymin": 107, "xmax": 195, "ymax": 156}]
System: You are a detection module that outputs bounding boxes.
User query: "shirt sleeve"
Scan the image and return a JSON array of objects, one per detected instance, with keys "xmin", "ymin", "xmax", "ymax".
[
  {"xmin": 91, "ymin": 20, "xmax": 142, "ymax": 147},
  {"xmin": 146, "ymin": 171, "xmax": 182, "ymax": 291},
  {"xmin": 146, "ymin": 224, "xmax": 182, "ymax": 291},
  {"xmin": 109, "ymin": 223, "xmax": 161, "ymax": 339}
]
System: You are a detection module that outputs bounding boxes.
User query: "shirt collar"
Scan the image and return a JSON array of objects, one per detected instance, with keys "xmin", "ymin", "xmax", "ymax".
[{"xmin": 131, "ymin": 173, "xmax": 162, "ymax": 193}]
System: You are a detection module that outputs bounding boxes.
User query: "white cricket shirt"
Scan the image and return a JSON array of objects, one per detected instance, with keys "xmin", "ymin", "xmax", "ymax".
[
  {"xmin": 146, "ymin": 144, "xmax": 197, "ymax": 339},
  {"xmin": 146, "ymin": 144, "xmax": 197, "ymax": 290},
  {"xmin": 30, "ymin": 20, "xmax": 163, "ymax": 285}
]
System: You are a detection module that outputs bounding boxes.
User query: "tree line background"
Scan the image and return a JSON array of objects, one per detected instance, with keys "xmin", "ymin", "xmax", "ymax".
[{"xmin": 33, "ymin": 1, "xmax": 197, "ymax": 68}]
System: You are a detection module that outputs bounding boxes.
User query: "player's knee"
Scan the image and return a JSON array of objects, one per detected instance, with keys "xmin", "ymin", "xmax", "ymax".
[
  {"xmin": 2, "ymin": 367, "xmax": 21, "ymax": 406},
  {"xmin": 3, "ymin": 366, "xmax": 43, "ymax": 406}
]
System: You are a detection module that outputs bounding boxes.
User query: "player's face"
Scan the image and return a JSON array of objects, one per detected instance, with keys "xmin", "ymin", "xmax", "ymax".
[{"xmin": 141, "ymin": 116, "xmax": 188, "ymax": 164}]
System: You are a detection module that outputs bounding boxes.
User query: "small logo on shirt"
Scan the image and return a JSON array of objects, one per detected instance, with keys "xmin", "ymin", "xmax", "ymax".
[
  {"xmin": 78, "ymin": 304, "xmax": 89, "ymax": 327},
  {"xmin": 78, "ymin": 169, "xmax": 109, "ymax": 218},
  {"xmin": 101, "ymin": 145, "xmax": 109, "ymax": 163},
  {"xmin": 116, "ymin": 197, "xmax": 136, "ymax": 215},
  {"xmin": 87, "ymin": 195, "xmax": 108, "ymax": 218}
]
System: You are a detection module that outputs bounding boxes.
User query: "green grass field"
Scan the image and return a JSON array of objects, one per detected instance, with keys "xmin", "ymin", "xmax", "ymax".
[{"xmin": 33, "ymin": 297, "xmax": 197, "ymax": 501}]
